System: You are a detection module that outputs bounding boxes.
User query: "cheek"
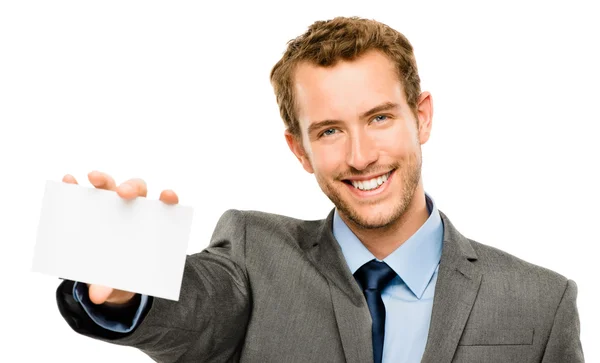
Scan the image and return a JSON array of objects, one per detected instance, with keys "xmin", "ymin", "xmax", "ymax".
[
  {"xmin": 311, "ymin": 144, "xmax": 346, "ymax": 175},
  {"xmin": 393, "ymin": 140, "xmax": 416, "ymax": 157},
  {"xmin": 373, "ymin": 124, "xmax": 418, "ymax": 156}
]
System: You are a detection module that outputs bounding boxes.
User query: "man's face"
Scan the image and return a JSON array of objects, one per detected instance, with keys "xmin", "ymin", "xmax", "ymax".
[{"xmin": 286, "ymin": 50, "xmax": 432, "ymax": 229}]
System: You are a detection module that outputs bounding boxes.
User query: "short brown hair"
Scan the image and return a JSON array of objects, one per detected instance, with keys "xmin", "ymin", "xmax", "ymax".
[{"xmin": 270, "ymin": 16, "xmax": 422, "ymax": 138}]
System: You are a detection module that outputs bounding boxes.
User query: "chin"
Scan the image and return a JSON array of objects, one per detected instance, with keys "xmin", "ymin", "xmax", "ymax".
[
  {"xmin": 317, "ymin": 164, "xmax": 420, "ymax": 229},
  {"xmin": 344, "ymin": 203, "xmax": 402, "ymax": 229},
  {"xmin": 334, "ymin": 181, "xmax": 418, "ymax": 230}
]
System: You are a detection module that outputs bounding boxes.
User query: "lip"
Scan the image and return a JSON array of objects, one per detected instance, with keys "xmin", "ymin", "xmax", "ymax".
[
  {"xmin": 343, "ymin": 169, "xmax": 395, "ymax": 198},
  {"xmin": 343, "ymin": 170, "xmax": 392, "ymax": 182}
]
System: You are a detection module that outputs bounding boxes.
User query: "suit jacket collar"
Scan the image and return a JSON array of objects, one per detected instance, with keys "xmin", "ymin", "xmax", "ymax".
[
  {"xmin": 421, "ymin": 210, "xmax": 482, "ymax": 363},
  {"xmin": 305, "ymin": 208, "xmax": 365, "ymax": 305},
  {"xmin": 304, "ymin": 209, "xmax": 373, "ymax": 362},
  {"xmin": 304, "ymin": 208, "xmax": 482, "ymax": 363}
]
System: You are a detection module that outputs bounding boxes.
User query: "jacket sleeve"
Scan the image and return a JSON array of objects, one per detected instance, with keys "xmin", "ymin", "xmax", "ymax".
[
  {"xmin": 71, "ymin": 281, "xmax": 151, "ymax": 333},
  {"xmin": 541, "ymin": 279, "xmax": 585, "ymax": 362},
  {"xmin": 56, "ymin": 209, "xmax": 251, "ymax": 362}
]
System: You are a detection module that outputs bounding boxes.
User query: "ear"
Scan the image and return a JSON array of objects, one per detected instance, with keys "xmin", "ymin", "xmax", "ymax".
[
  {"xmin": 285, "ymin": 130, "xmax": 314, "ymax": 174},
  {"xmin": 416, "ymin": 91, "xmax": 433, "ymax": 145}
]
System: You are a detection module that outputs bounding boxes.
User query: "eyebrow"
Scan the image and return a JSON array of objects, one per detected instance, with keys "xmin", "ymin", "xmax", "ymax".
[
  {"xmin": 307, "ymin": 101, "xmax": 400, "ymax": 136},
  {"xmin": 360, "ymin": 101, "xmax": 399, "ymax": 119},
  {"xmin": 307, "ymin": 120, "xmax": 341, "ymax": 136}
]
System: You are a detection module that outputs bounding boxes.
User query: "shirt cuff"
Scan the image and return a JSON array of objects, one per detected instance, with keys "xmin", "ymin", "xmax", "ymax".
[{"xmin": 72, "ymin": 282, "xmax": 148, "ymax": 333}]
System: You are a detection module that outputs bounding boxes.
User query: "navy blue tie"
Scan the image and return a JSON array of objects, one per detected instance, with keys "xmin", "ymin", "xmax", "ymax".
[{"xmin": 354, "ymin": 260, "xmax": 397, "ymax": 363}]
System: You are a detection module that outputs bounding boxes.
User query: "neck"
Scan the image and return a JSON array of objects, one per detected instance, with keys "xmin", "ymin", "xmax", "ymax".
[{"xmin": 342, "ymin": 185, "xmax": 429, "ymax": 260}]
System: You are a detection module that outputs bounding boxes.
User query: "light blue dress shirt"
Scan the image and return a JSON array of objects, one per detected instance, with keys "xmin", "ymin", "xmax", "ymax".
[
  {"xmin": 75, "ymin": 192, "xmax": 444, "ymax": 363},
  {"xmin": 333, "ymin": 193, "xmax": 444, "ymax": 363}
]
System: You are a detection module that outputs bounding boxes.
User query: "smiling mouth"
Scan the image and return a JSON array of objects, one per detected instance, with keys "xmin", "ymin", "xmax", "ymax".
[{"xmin": 342, "ymin": 170, "xmax": 394, "ymax": 191}]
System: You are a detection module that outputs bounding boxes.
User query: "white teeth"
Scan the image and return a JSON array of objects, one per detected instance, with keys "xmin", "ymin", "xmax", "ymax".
[{"xmin": 351, "ymin": 172, "xmax": 391, "ymax": 191}]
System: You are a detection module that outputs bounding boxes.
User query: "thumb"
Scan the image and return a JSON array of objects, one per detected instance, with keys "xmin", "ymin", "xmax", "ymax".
[{"xmin": 88, "ymin": 284, "xmax": 113, "ymax": 305}]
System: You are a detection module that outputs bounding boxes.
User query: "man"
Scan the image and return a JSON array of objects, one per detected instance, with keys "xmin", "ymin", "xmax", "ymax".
[{"xmin": 56, "ymin": 17, "xmax": 584, "ymax": 362}]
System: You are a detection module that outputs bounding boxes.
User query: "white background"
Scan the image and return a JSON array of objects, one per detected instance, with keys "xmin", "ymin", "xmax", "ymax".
[{"xmin": 1, "ymin": 0, "xmax": 598, "ymax": 361}]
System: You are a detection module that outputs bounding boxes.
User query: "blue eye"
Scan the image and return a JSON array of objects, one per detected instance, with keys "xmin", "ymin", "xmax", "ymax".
[
  {"xmin": 373, "ymin": 115, "xmax": 388, "ymax": 123},
  {"xmin": 322, "ymin": 128, "xmax": 337, "ymax": 137}
]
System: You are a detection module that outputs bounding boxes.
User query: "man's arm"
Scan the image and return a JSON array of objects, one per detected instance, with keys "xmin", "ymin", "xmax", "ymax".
[
  {"xmin": 56, "ymin": 209, "xmax": 251, "ymax": 362},
  {"xmin": 541, "ymin": 279, "xmax": 585, "ymax": 362}
]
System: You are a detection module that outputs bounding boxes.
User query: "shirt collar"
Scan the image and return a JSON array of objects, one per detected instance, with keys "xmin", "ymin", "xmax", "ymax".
[{"xmin": 333, "ymin": 192, "xmax": 444, "ymax": 299}]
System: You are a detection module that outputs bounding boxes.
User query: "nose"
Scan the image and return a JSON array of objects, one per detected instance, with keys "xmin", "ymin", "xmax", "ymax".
[{"xmin": 346, "ymin": 129, "xmax": 378, "ymax": 171}]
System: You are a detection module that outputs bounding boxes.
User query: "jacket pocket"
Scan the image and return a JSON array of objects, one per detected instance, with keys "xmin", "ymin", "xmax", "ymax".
[{"xmin": 458, "ymin": 328, "xmax": 534, "ymax": 346}]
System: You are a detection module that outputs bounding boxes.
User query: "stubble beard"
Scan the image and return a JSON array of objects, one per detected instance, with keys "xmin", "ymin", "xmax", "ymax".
[{"xmin": 318, "ymin": 151, "xmax": 422, "ymax": 230}]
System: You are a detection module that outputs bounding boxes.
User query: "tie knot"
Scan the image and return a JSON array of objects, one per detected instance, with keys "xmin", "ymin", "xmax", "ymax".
[{"xmin": 354, "ymin": 260, "xmax": 397, "ymax": 291}]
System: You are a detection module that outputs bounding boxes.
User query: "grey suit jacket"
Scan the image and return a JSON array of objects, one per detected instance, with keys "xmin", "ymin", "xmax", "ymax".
[{"xmin": 57, "ymin": 209, "xmax": 584, "ymax": 362}]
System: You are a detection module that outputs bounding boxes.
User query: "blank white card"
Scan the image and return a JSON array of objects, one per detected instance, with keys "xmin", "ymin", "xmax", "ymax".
[{"xmin": 32, "ymin": 180, "xmax": 194, "ymax": 301}]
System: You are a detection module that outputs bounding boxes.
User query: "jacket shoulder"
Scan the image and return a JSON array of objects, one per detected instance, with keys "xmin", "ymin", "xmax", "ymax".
[
  {"xmin": 468, "ymin": 239, "xmax": 571, "ymax": 293},
  {"xmin": 469, "ymin": 239, "xmax": 567, "ymax": 278},
  {"xmin": 212, "ymin": 209, "xmax": 324, "ymax": 247}
]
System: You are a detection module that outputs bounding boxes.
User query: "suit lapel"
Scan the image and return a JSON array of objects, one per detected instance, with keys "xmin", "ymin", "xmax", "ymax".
[
  {"xmin": 421, "ymin": 211, "xmax": 482, "ymax": 363},
  {"xmin": 304, "ymin": 210, "xmax": 373, "ymax": 363}
]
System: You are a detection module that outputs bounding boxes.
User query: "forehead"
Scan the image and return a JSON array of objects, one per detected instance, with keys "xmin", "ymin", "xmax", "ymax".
[{"xmin": 293, "ymin": 50, "xmax": 405, "ymax": 122}]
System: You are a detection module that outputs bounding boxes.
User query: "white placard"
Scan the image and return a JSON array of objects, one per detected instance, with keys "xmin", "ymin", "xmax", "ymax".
[{"xmin": 32, "ymin": 180, "xmax": 193, "ymax": 301}]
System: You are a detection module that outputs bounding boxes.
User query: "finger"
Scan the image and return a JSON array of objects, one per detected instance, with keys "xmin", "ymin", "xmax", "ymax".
[
  {"xmin": 159, "ymin": 189, "xmax": 179, "ymax": 204},
  {"xmin": 62, "ymin": 174, "xmax": 79, "ymax": 185},
  {"xmin": 88, "ymin": 284, "xmax": 114, "ymax": 305},
  {"xmin": 117, "ymin": 178, "xmax": 147, "ymax": 200},
  {"xmin": 88, "ymin": 171, "xmax": 117, "ymax": 191},
  {"xmin": 105, "ymin": 289, "xmax": 136, "ymax": 305}
]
